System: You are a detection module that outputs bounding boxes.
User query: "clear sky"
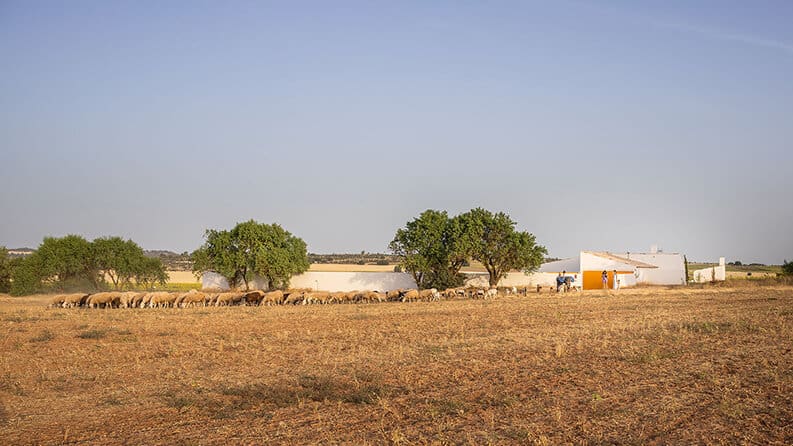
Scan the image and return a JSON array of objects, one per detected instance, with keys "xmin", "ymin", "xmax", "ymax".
[{"xmin": 1, "ymin": 0, "xmax": 792, "ymax": 263}]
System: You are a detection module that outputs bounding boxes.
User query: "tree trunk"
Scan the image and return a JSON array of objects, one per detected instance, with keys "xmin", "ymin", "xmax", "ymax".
[{"xmin": 486, "ymin": 265, "xmax": 500, "ymax": 287}]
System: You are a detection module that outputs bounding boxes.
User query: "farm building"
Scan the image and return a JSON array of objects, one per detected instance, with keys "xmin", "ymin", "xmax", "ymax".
[{"xmin": 536, "ymin": 250, "xmax": 687, "ymax": 289}]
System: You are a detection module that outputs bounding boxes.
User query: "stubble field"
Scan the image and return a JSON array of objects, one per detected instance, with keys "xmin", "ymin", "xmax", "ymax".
[{"xmin": 1, "ymin": 286, "xmax": 791, "ymax": 445}]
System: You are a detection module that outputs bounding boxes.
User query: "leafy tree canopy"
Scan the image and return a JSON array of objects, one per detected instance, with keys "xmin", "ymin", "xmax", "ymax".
[
  {"xmin": 390, "ymin": 208, "xmax": 546, "ymax": 289},
  {"xmin": 8, "ymin": 235, "xmax": 167, "ymax": 295},
  {"xmin": 462, "ymin": 208, "xmax": 547, "ymax": 286},
  {"xmin": 192, "ymin": 220, "xmax": 309, "ymax": 290},
  {"xmin": 93, "ymin": 236, "xmax": 148, "ymax": 290}
]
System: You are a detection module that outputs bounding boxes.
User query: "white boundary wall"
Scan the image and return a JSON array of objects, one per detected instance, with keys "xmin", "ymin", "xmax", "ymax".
[
  {"xmin": 464, "ymin": 271, "xmax": 566, "ymax": 288},
  {"xmin": 201, "ymin": 272, "xmax": 269, "ymax": 291},
  {"xmin": 693, "ymin": 257, "xmax": 726, "ymax": 283},
  {"xmin": 202, "ymin": 271, "xmax": 416, "ymax": 292},
  {"xmin": 289, "ymin": 271, "xmax": 417, "ymax": 292}
]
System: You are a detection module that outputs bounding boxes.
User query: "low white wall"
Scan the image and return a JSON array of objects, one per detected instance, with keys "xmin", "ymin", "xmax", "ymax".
[
  {"xmin": 616, "ymin": 273, "xmax": 638, "ymax": 288},
  {"xmin": 202, "ymin": 272, "xmax": 230, "ymax": 290},
  {"xmin": 289, "ymin": 271, "xmax": 416, "ymax": 292},
  {"xmin": 201, "ymin": 272, "xmax": 269, "ymax": 291},
  {"xmin": 464, "ymin": 271, "xmax": 567, "ymax": 288},
  {"xmin": 693, "ymin": 257, "xmax": 726, "ymax": 283}
]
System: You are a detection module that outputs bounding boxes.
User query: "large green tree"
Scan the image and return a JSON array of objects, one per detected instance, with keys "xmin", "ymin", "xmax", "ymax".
[
  {"xmin": 93, "ymin": 236, "xmax": 148, "ymax": 290},
  {"xmin": 7, "ymin": 235, "xmax": 167, "ymax": 295},
  {"xmin": 389, "ymin": 210, "xmax": 450, "ymax": 289},
  {"xmin": 389, "ymin": 210, "xmax": 477, "ymax": 290},
  {"xmin": 34, "ymin": 235, "xmax": 101, "ymax": 291},
  {"xmin": 192, "ymin": 220, "xmax": 309, "ymax": 290},
  {"xmin": 462, "ymin": 208, "xmax": 547, "ymax": 286},
  {"xmin": 134, "ymin": 256, "xmax": 169, "ymax": 290}
]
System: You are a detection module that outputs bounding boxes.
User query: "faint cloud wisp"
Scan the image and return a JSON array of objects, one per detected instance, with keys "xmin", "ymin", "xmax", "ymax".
[{"xmin": 659, "ymin": 22, "xmax": 793, "ymax": 56}]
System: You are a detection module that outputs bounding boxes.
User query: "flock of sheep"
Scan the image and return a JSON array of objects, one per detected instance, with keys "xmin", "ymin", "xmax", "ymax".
[{"xmin": 47, "ymin": 286, "xmax": 533, "ymax": 309}]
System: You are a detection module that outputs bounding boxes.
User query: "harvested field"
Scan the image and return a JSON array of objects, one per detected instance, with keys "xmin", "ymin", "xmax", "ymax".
[{"xmin": 1, "ymin": 287, "xmax": 792, "ymax": 445}]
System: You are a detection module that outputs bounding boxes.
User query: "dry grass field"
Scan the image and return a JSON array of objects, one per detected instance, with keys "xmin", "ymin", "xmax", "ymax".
[{"xmin": 1, "ymin": 286, "xmax": 791, "ymax": 445}]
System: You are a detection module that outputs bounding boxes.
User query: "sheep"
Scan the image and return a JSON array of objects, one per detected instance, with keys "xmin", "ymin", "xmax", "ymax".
[
  {"xmin": 180, "ymin": 291, "xmax": 208, "ymax": 307},
  {"xmin": 206, "ymin": 293, "xmax": 220, "ymax": 306},
  {"xmin": 140, "ymin": 292, "xmax": 155, "ymax": 308},
  {"xmin": 484, "ymin": 288, "xmax": 498, "ymax": 299},
  {"xmin": 130, "ymin": 292, "xmax": 147, "ymax": 308},
  {"xmin": 243, "ymin": 290, "xmax": 265, "ymax": 306},
  {"xmin": 324, "ymin": 291, "xmax": 342, "ymax": 304},
  {"xmin": 215, "ymin": 292, "xmax": 245, "ymax": 306},
  {"xmin": 304, "ymin": 291, "xmax": 331, "ymax": 305},
  {"xmin": 61, "ymin": 293, "xmax": 89, "ymax": 308},
  {"xmin": 401, "ymin": 289, "xmax": 419, "ymax": 302},
  {"xmin": 148, "ymin": 292, "xmax": 176, "ymax": 308},
  {"xmin": 261, "ymin": 290, "xmax": 284, "ymax": 306},
  {"xmin": 419, "ymin": 288, "xmax": 440, "ymax": 301},
  {"xmin": 173, "ymin": 292, "xmax": 187, "ymax": 307},
  {"xmin": 370, "ymin": 291, "xmax": 387, "ymax": 303},
  {"xmin": 48, "ymin": 294, "xmax": 67, "ymax": 308},
  {"xmin": 344, "ymin": 291, "xmax": 359, "ymax": 303},
  {"xmin": 283, "ymin": 291, "xmax": 303, "ymax": 305},
  {"xmin": 118, "ymin": 291, "xmax": 140, "ymax": 309},
  {"xmin": 386, "ymin": 289, "xmax": 403, "ymax": 301},
  {"xmin": 86, "ymin": 292, "xmax": 121, "ymax": 309}
]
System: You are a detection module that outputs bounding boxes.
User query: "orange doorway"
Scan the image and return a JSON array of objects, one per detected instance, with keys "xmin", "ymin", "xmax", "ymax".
[{"xmin": 582, "ymin": 270, "xmax": 613, "ymax": 290}]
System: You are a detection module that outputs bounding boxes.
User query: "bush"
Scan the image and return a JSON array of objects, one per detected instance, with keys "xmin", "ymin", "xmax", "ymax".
[
  {"xmin": 0, "ymin": 247, "xmax": 11, "ymax": 293},
  {"xmin": 10, "ymin": 256, "xmax": 42, "ymax": 296},
  {"xmin": 783, "ymin": 260, "xmax": 793, "ymax": 276}
]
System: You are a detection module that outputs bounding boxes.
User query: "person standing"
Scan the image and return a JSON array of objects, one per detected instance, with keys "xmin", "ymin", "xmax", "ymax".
[
  {"xmin": 613, "ymin": 270, "xmax": 619, "ymax": 290},
  {"xmin": 602, "ymin": 270, "xmax": 608, "ymax": 290}
]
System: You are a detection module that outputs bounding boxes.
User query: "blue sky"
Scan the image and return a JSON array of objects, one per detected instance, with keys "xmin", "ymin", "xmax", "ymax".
[{"xmin": 1, "ymin": 0, "xmax": 792, "ymax": 263}]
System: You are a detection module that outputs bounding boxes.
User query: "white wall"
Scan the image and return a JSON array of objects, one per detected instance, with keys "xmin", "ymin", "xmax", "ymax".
[
  {"xmin": 201, "ymin": 272, "xmax": 269, "ymax": 291},
  {"xmin": 202, "ymin": 272, "xmax": 230, "ymax": 290},
  {"xmin": 616, "ymin": 273, "xmax": 637, "ymax": 288},
  {"xmin": 619, "ymin": 253, "xmax": 686, "ymax": 285},
  {"xmin": 289, "ymin": 271, "xmax": 417, "ymax": 292},
  {"xmin": 693, "ymin": 257, "xmax": 726, "ymax": 283},
  {"xmin": 463, "ymin": 271, "xmax": 570, "ymax": 288},
  {"xmin": 202, "ymin": 271, "xmax": 417, "ymax": 292}
]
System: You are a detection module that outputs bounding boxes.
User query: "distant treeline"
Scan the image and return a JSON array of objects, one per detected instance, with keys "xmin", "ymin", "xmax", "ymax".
[{"xmin": 308, "ymin": 253, "xmax": 397, "ymax": 265}]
